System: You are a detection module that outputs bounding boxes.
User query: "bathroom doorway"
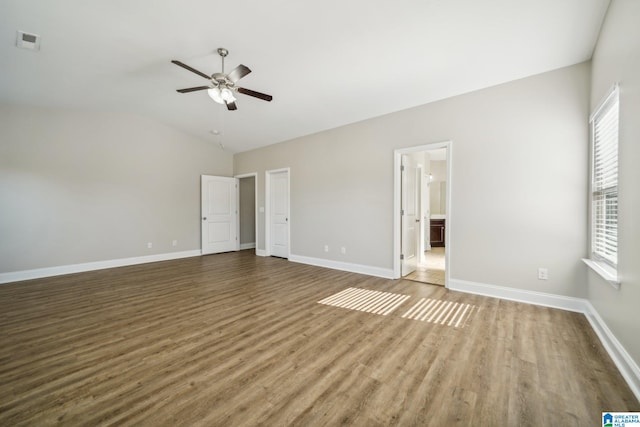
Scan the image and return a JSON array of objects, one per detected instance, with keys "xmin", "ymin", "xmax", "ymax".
[{"xmin": 394, "ymin": 142, "xmax": 451, "ymax": 287}]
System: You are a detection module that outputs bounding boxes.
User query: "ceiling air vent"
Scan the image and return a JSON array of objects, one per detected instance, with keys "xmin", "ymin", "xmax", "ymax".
[{"xmin": 16, "ymin": 31, "xmax": 41, "ymax": 51}]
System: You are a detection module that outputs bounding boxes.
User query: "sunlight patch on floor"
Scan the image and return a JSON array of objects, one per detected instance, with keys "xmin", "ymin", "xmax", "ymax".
[
  {"xmin": 318, "ymin": 287, "xmax": 410, "ymax": 316},
  {"xmin": 401, "ymin": 298, "xmax": 477, "ymax": 328}
]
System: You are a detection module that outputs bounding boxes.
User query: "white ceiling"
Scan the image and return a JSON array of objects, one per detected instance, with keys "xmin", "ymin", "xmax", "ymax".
[{"xmin": 0, "ymin": 0, "xmax": 610, "ymax": 153}]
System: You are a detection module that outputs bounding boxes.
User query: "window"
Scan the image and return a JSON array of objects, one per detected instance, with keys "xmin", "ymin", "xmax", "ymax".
[{"xmin": 590, "ymin": 85, "xmax": 619, "ymax": 269}]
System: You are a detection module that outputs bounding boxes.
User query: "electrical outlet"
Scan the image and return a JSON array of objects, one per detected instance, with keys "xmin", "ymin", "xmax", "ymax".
[
  {"xmin": 324, "ymin": 245, "xmax": 329, "ymax": 252},
  {"xmin": 538, "ymin": 268, "xmax": 548, "ymax": 280},
  {"xmin": 341, "ymin": 247, "xmax": 346, "ymax": 255},
  {"xmin": 147, "ymin": 242, "xmax": 153, "ymax": 249},
  {"xmin": 172, "ymin": 240, "xmax": 178, "ymax": 247}
]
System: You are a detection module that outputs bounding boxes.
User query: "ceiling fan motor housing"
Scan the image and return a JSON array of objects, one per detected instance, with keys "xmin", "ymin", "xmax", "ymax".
[{"xmin": 211, "ymin": 72, "xmax": 233, "ymax": 87}]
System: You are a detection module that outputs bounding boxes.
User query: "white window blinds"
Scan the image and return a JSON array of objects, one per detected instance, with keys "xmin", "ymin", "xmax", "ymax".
[{"xmin": 590, "ymin": 85, "xmax": 619, "ymax": 266}]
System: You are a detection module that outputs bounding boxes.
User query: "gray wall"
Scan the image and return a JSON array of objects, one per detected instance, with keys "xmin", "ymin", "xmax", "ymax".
[
  {"xmin": 235, "ymin": 62, "xmax": 590, "ymax": 298},
  {"xmin": 0, "ymin": 105, "xmax": 233, "ymax": 272},
  {"xmin": 587, "ymin": 0, "xmax": 640, "ymax": 369},
  {"xmin": 430, "ymin": 160, "xmax": 447, "ymax": 182},
  {"xmin": 429, "ymin": 160, "xmax": 447, "ymax": 215}
]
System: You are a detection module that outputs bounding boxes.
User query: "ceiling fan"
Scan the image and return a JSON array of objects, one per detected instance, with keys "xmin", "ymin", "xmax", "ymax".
[{"xmin": 172, "ymin": 48, "xmax": 273, "ymax": 111}]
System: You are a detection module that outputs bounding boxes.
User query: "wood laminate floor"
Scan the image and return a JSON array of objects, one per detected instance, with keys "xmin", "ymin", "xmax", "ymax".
[{"xmin": 0, "ymin": 250, "xmax": 638, "ymax": 426}]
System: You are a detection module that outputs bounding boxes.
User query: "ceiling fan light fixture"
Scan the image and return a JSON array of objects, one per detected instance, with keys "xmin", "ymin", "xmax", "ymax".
[
  {"xmin": 208, "ymin": 87, "xmax": 223, "ymax": 104},
  {"xmin": 220, "ymin": 87, "xmax": 236, "ymax": 103}
]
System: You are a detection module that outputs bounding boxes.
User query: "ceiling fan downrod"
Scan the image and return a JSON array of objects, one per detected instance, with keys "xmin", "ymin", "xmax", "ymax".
[{"xmin": 217, "ymin": 48, "xmax": 228, "ymax": 74}]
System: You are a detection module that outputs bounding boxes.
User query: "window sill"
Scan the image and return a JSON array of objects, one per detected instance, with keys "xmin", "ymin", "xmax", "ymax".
[{"xmin": 582, "ymin": 258, "xmax": 620, "ymax": 290}]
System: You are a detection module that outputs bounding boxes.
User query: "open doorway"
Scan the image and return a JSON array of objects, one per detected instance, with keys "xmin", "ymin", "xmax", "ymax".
[
  {"xmin": 236, "ymin": 173, "xmax": 258, "ymax": 253},
  {"xmin": 394, "ymin": 142, "xmax": 451, "ymax": 287}
]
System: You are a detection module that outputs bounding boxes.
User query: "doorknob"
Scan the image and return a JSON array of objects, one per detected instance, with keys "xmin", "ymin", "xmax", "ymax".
[
  {"xmin": 202, "ymin": 217, "xmax": 207, "ymax": 221},
  {"xmin": 415, "ymin": 219, "xmax": 420, "ymax": 223}
]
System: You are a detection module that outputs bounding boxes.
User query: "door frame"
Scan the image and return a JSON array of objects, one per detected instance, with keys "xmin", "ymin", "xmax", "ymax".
[
  {"xmin": 393, "ymin": 141, "xmax": 452, "ymax": 285},
  {"xmin": 265, "ymin": 167, "xmax": 291, "ymax": 258},
  {"xmin": 235, "ymin": 172, "xmax": 258, "ymax": 254}
]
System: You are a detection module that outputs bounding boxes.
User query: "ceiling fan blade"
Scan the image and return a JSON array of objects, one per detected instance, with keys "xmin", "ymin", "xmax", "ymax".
[
  {"xmin": 237, "ymin": 87, "xmax": 273, "ymax": 102},
  {"xmin": 176, "ymin": 86, "xmax": 210, "ymax": 93},
  {"xmin": 227, "ymin": 64, "xmax": 251, "ymax": 83},
  {"xmin": 171, "ymin": 60, "xmax": 211, "ymax": 80},
  {"xmin": 226, "ymin": 101, "xmax": 238, "ymax": 111}
]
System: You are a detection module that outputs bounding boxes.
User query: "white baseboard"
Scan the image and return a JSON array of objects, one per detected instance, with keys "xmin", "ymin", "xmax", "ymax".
[
  {"xmin": 448, "ymin": 277, "xmax": 640, "ymax": 401},
  {"xmin": 289, "ymin": 254, "xmax": 394, "ymax": 279},
  {"xmin": 256, "ymin": 249, "xmax": 268, "ymax": 257},
  {"xmin": 0, "ymin": 250, "xmax": 201, "ymax": 285},
  {"xmin": 584, "ymin": 302, "xmax": 640, "ymax": 401},
  {"xmin": 239, "ymin": 242, "xmax": 256, "ymax": 250},
  {"xmin": 448, "ymin": 278, "xmax": 588, "ymax": 312}
]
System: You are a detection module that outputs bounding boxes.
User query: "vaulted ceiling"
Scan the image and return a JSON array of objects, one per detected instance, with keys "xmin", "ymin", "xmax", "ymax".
[{"xmin": 0, "ymin": 0, "xmax": 610, "ymax": 152}]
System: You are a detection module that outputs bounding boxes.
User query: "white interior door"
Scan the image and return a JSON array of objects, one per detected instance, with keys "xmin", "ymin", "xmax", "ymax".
[
  {"xmin": 417, "ymin": 166, "xmax": 426, "ymax": 265},
  {"xmin": 268, "ymin": 170, "xmax": 289, "ymax": 258},
  {"xmin": 424, "ymin": 172, "xmax": 431, "ymax": 254},
  {"xmin": 201, "ymin": 175, "xmax": 238, "ymax": 255},
  {"xmin": 401, "ymin": 155, "xmax": 419, "ymax": 276}
]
